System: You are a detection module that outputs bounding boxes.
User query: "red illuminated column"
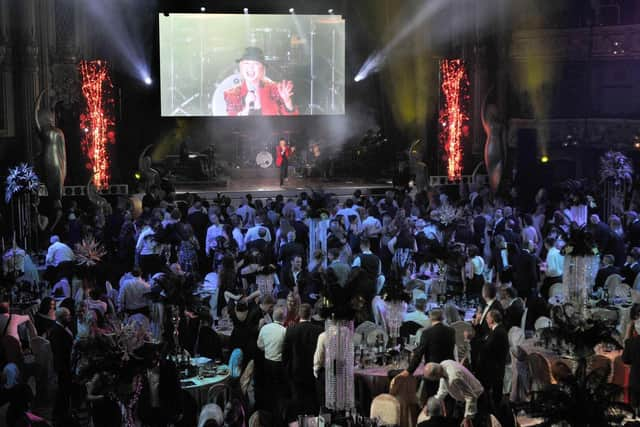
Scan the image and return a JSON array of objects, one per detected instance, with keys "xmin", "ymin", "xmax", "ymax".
[
  {"xmin": 439, "ymin": 59, "xmax": 469, "ymax": 180},
  {"xmin": 79, "ymin": 60, "xmax": 115, "ymax": 189}
]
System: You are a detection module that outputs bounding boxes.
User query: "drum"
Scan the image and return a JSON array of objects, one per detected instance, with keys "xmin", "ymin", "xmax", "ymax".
[
  {"xmin": 251, "ymin": 28, "xmax": 292, "ymax": 62},
  {"xmin": 256, "ymin": 151, "xmax": 273, "ymax": 168}
]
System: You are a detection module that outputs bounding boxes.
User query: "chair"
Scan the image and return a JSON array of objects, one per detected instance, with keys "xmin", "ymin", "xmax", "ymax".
[
  {"xmin": 228, "ymin": 348, "xmax": 244, "ymax": 378},
  {"xmin": 548, "ymin": 283, "xmax": 563, "ymax": 299},
  {"xmin": 207, "ymin": 383, "xmax": 232, "ymax": 408},
  {"xmin": 389, "ymin": 374, "xmax": 419, "ymax": 427},
  {"xmin": 527, "ymin": 352, "xmax": 551, "ymax": 393},
  {"xmin": 611, "ymin": 283, "xmax": 631, "ymax": 299},
  {"xmin": 508, "ymin": 327, "xmax": 525, "ymax": 350},
  {"xmin": 197, "ymin": 403, "xmax": 224, "ymax": 427},
  {"xmin": 604, "ymin": 274, "xmax": 624, "ymax": 290},
  {"xmin": 590, "ymin": 308, "xmax": 619, "ymax": 324},
  {"xmin": 372, "ymin": 297, "xmax": 388, "ymax": 330},
  {"xmin": 489, "ymin": 414, "xmax": 502, "ymax": 427},
  {"xmin": 520, "ymin": 307, "xmax": 528, "ymax": 331},
  {"xmin": 588, "ymin": 354, "xmax": 612, "ymax": 381},
  {"xmin": 450, "ymin": 321, "xmax": 473, "ymax": 363},
  {"xmin": 370, "ymin": 394, "xmax": 401, "ymax": 426},
  {"xmin": 612, "ymin": 355, "xmax": 630, "ymax": 403},
  {"xmin": 240, "ymin": 360, "xmax": 255, "ymax": 411},
  {"xmin": 399, "ymin": 321, "xmax": 423, "ymax": 340},
  {"xmin": 533, "ymin": 316, "xmax": 552, "ymax": 331}
]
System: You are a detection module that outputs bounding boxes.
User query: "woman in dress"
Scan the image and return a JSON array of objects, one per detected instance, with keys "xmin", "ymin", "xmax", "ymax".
[{"xmin": 178, "ymin": 224, "xmax": 200, "ymax": 274}]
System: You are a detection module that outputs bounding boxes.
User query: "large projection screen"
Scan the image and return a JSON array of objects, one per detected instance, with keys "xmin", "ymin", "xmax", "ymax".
[{"xmin": 159, "ymin": 13, "xmax": 345, "ymax": 117}]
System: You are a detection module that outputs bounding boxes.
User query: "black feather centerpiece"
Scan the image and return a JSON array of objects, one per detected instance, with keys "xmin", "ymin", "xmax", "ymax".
[
  {"xmin": 561, "ymin": 225, "xmax": 599, "ymax": 257},
  {"xmin": 319, "ymin": 268, "xmax": 354, "ymax": 320},
  {"xmin": 308, "ymin": 188, "xmax": 334, "ymax": 219},
  {"xmin": 381, "ymin": 271, "xmax": 411, "ymax": 304}
]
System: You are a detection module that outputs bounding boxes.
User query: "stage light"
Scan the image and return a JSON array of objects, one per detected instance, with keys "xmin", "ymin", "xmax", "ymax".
[
  {"xmin": 144, "ymin": 77, "xmax": 152, "ymax": 85},
  {"xmin": 328, "ymin": 9, "xmax": 334, "ymax": 14},
  {"xmin": 289, "ymin": 8, "xmax": 295, "ymax": 14},
  {"xmin": 540, "ymin": 155, "xmax": 549, "ymax": 163},
  {"xmin": 134, "ymin": 172, "xmax": 141, "ymax": 180},
  {"xmin": 200, "ymin": 6, "xmax": 206, "ymax": 12},
  {"xmin": 243, "ymin": 7, "xmax": 249, "ymax": 14}
]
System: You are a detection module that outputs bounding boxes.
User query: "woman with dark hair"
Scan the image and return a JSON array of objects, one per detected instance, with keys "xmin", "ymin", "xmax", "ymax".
[
  {"xmin": 35, "ymin": 297, "xmax": 56, "ymax": 336},
  {"xmin": 217, "ymin": 254, "xmax": 240, "ymax": 318},
  {"xmin": 178, "ymin": 223, "xmax": 200, "ymax": 274},
  {"xmin": 138, "ymin": 357, "xmax": 184, "ymax": 427},
  {"xmin": 388, "ymin": 221, "xmax": 418, "ymax": 271}
]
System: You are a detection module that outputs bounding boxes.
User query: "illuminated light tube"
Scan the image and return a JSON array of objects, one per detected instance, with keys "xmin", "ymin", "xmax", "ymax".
[
  {"xmin": 438, "ymin": 59, "xmax": 469, "ymax": 180},
  {"xmin": 79, "ymin": 60, "xmax": 116, "ymax": 189}
]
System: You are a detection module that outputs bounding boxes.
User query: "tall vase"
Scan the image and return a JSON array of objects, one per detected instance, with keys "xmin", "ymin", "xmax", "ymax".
[
  {"xmin": 562, "ymin": 255, "xmax": 599, "ymax": 315},
  {"xmin": 324, "ymin": 319, "xmax": 355, "ymax": 412},
  {"xmin": 385, "ymin": 301, "xmax": 404, "ymax": 340}
]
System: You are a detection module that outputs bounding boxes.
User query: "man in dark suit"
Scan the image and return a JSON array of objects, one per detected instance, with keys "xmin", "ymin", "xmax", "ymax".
[
  {"xmin": 280, "ymin": 255, "xmax": 311, "ymax": 300},
  {"xmin": 469, "ymin": 284, "xmax": 504, "ymax": 371},
  {"xmin": 278, "ymin": 231, "xmax": 306, "ymax": 266},
  {"xmin": 476, "ymin": 310, "xmax": 510, "ymax": 412},
  {"xmin": 513, "ymin": 240, "xmax": 539, "ymax": 299},
  {"xmin": 589, "ymin": 214, "xmax": 612, "ymax": 254},
  {"xmin": 594, "ymin": 254, "xmax": 621, "ymax": 291},
  {"xmin": 491, "ymin": 235, "xmax": 518, "ymax": 285},
  {"xmin": 282, "ymin": 304, "xmax": 323, "ymax": 417},
  {"xmin": 400, "ymin": 309, "xmax": 455, "ymax": 402},
  {"xmin": 502, "ymin": 287, "xmax": 525, "ymax": 331},
  {"xmin": 627, "ymin": 211, "xmax": 640, "ymax": 249},
  {"xmin": 49, "ymin": 307, "xmax": 74, "ymax": 425},
  {"xmin": 622, "ymin": 247, "xmax": 640, "ymax": 287},
  {"xmin": 499, "ymin": 219, "xmax": 521, "ymax": 248}
]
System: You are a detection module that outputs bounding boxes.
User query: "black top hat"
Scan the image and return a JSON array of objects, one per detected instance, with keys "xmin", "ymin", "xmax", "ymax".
[{"xmin": 236, "ymin": 47, "xmax": 266, "ymax": 63}]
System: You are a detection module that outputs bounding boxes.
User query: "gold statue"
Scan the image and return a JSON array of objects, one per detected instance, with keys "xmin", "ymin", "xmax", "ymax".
[{"xmin": 35, "ymin": 90, "xmax": 67, "ymax": 202}]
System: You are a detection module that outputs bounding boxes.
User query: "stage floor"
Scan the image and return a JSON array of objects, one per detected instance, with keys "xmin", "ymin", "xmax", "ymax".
[{"xmin": 174, "ymin": 174, "xmax": 394, "ymax": 203}]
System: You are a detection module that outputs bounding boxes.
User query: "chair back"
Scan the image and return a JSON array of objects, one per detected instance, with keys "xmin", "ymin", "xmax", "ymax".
[
  {"xmin": 533, "ymin": 316, "xmax": 552, "ymax": 331},
  {"xmin": 604, "ymin": 274, "xmax": 624, "ymax": 290},
  {"xmin": 489, "ymin": 414, "xmax": 503, "ymax": 427},
  {"xmin": 590, "ymin": 308, "xmax": 619, "ymax": 324},
  {"xmin": 399, "ymin": 321, "xmax": 423, "ymax": 339},
  {"xmin": 611, "ymin": 283, "xmax": 631, "ymax": 299},
  {"xmin": 508, "ymin": 327, "xmax": 525, "ymax": 350},
  {"xmin": 198, "ymin": 403, "xmax": 224, "ymax": 427},
  {"xmin": 588, "ymin": 354, "xmax": 612, "ymax": 381},
  {"xmin": 207, "ymin": 383, "xmax": 232, "ymax": 408},
  {"xmin": 389, "ymin": 374, "xmax": 419, "ymax": 427},
  {"xmin": 520, "ymin": 307, "xmax": 528, "ymax": 331},
  {"xmin": 355, "ymin": 321, "xmax": 378, "ymax": 342},
  {"xmin": 370, "ymin": 393, "xmax": 401, "ymax": 426},
  {"xmin": 548, "ymin": 283, "xmax": 563, "ymax": 298},
  {"xmin": 527, "ymin": 352, "xmax": 551, "ymax": 392},
  {"xmin": 372, "ymin": 297, "xmax": 388, "ymax": 330}
]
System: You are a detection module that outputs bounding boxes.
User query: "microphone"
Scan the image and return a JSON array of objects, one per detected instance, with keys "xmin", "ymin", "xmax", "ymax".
[{"xmin": 248, "ymin": 90, "xmax": 255, "ymax": 109}]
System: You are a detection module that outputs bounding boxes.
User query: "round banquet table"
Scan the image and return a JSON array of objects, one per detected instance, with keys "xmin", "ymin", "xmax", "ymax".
[
  {"xmin": 180, "ymin": 364, "xmax": 230, "ymax": 408},
  {"xmin": 354, "ymin": 364, "xmax": 424, "ymax": 416}
]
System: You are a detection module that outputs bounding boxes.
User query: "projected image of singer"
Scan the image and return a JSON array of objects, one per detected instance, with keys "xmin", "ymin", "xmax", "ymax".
[{"xmin": 224, "ymin": 47, "xmax": 299, "ymax": 116}]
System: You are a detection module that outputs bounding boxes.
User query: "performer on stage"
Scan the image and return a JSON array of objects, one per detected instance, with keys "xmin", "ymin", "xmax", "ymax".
[
  {"xmin": 276, "ymin": 138, "xmax": 295, "ymax": 186},
  {"xmin": 224, "ymin": 47, "xmax": 299, "ymax": 117}
]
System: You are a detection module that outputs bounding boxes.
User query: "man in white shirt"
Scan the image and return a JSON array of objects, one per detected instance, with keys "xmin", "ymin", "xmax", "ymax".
[
  {"xmin": 118, "ymin": 268, "xmax": 151, "ymax": 316},
  {"xmin": 403, "ymin": 298, "xmax": 430, "ymax": 328},
  {"xmin": 257, "ymin": 307, "xmax": 287, "ymax": 423},
  {"xmin": 45, "ymin": 236, "xmax": 74, "ymax": 267},
  {"xmin": 205, "ymin": 213, "xmax": 227, "ymax": 256},
  {"xmin": 542, "ymin": 236, "xmax": 564, "ymax": 299},
  {"xmin": 236, "ymin": 195, "xmax": 256, "ymax": 228},
  {"xmin": 335, "ymin": 199, "xmax": 360, "ymax": 228},
  {"xmin": 231, "ymin": 215, "xmax": 246, "ymax": 253},
  {"xmin": 360, "ymin": 207, "xmax": 382, "ymax": 239},
  {"xmin": 244, "ymin": 215, "xmax": 272, "ymax": 245},
  {"xmin": 424, "ymin": 360, "xmax": 485, "ymax": 425},
  {"xmin": 45, "ymin": 235, "xmax": 74, "ymax": 282}
]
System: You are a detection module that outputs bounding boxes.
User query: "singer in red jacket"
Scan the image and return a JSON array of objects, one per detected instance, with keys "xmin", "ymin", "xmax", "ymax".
[
  {"xmin": 276, "ymin": 138, "xmax": 295, "ymax": 186},
  {"xmin": 224, "ymin": 47, "xmax": 299, "ymax": 116}
]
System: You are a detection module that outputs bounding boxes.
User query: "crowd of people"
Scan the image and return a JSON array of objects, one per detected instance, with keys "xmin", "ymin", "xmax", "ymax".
[{"xmin": 1, "ymin": 182, "xmax": 640, "ymax": 427}]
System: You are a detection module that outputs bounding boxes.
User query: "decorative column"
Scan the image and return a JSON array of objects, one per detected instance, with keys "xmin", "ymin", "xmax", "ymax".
[{"xmin": 14, "ymin": 0, "xmax": 40, "ymax": 162}]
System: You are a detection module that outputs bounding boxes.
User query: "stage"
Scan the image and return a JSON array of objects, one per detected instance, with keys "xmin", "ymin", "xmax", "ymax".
[{"xmin": 173, "ymin": 170, "xmax": 394, "ymax": 203}]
